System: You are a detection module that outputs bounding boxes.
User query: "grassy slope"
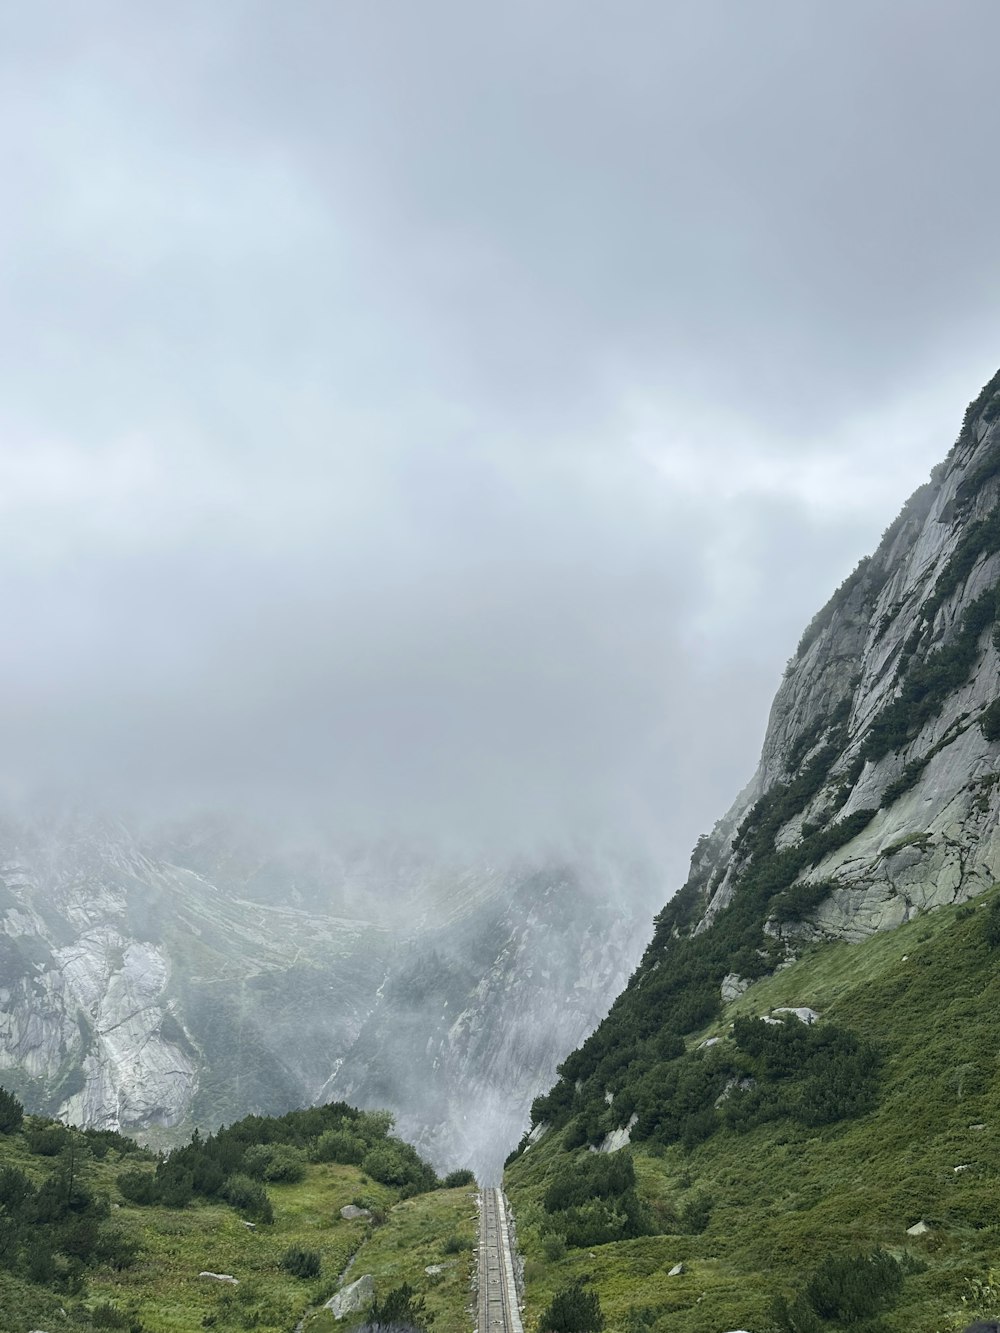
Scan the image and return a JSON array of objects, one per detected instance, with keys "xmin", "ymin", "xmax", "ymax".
[
  {"xmin": 0, "ymin": 1143, "xmax": 476, "ymax": 1333},
  {"xmin": 506, "ymin": 891, "xmax": 1000, "ymax": 1333}
]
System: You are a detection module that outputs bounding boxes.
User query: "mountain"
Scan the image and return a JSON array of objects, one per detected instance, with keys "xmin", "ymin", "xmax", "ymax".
[
  {"xmin": 327, "ymin": 860, "xmax": 653, "ymax": 1182},
  {"xmin": 0, "ymin": 810, "xmax": 655, "ymax": 1177},
  {"xmin": 505, "ymin": 367, "xmax": 1000, "ymax": 1331}
]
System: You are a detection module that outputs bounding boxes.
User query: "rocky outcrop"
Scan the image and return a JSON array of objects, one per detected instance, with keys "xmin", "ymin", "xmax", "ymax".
[
  {"xmin": 688, "ymin": 369, "xmax": 1000, "ymax": 946},
  {"xmin": 324, "ymin": 1274, "xmax": 374, "ymax": 1317},
  {"xmin": 326, "ymin": 862, "xmax": 656, "ymax": 1183},
  {"xmin": 0, "ymin": 811, "xmax": 654, "ymax": 1176}
]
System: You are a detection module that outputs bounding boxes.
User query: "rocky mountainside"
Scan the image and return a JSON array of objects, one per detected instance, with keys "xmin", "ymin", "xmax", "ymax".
[
  {"xmin": 689, "ymin": 365, "xmax": 1000, "ymax": 948},
  {"xmin": 328, "ymin": 862, "xmax": 653, "ymax": 1182},
  {"xmin": 504, "ymin": 367, "xmax": 1000, "ymax": 1333},
  {"xmin": 0, "ymin": 811, "xmax": 655, "ymax": 1175}
]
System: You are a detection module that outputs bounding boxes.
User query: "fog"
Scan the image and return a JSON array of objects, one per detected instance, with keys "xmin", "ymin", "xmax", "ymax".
[{"xmin": 2, "ymin": 3, "xmax": 1000, "ymax": 889}]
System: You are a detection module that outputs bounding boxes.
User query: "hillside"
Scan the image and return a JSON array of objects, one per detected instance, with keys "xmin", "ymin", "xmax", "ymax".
[
  {"xmin": 505, "ymin": 368, "xmax": 1000, "ymax": 1331},
  {"xmin": 0, "ymin": 1094, "xmax": 478, "ymax": 1333}
]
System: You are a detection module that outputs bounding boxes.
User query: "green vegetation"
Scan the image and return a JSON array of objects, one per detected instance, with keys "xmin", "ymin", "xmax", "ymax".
[
  {"xmin": 0, "ymin": 1098, "xmax": 475, "ymax": 1333},
  {"xmin": 538, "ymin": 1279, "xmax": 605, "ymax": 1333},
  {"xmin": 981, "ymin": 698, "xmax": 1000, "ymax": 742},
  {"xmin": 366, "ymin": 1280, "xmax": 432, "ymax": 1331},
  {"xmin": 508, "ymin": 891, "xmax": 1000, "ymax": 1331},
  {"xmin": 863, "ymin": 580, "xmax": 1000, "ymax": 763}
]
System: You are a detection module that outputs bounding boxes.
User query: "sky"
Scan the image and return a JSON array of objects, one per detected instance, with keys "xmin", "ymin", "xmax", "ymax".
[{"xmin": 1, "ymin": 1, "xmax": 999, "ymax": 887}]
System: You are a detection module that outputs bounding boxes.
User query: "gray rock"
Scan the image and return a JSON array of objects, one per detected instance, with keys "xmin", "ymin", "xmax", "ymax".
[
  {"xmin": 906, "ymin": 1220, "xmax": 932, "ymax": 1236},
  {"xmin": 667, "ymin": 1262, "xmax": 684, "ymax": 1276},
  {"xmin": 773, "ymin": 1007, "xmax": 820, "ymax": 1024},
  {"xmin": 690, "ymin": 409, "xmax": 1000, "ymax": 950},
  {"xmin": 721, "ymin": 973, "xmax": 750, "ymax": 1003},
  {"xmin": 200, "ymin": 1272, "xmax": 238, "ymax": 1284},
  {"xmin": 340, "ymin": 1204, "xmax": 371, "ymax": 1220},
  {"xmin": 325, "ymin": 1274, "xmax": 375, "ymax": 1318},
  {"xmin": 425, "ymin": 1264, "xmax": 444, "ymax": 1275}
]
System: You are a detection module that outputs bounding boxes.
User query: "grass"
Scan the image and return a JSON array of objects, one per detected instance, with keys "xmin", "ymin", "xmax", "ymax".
[
  {"xmin": 305, "ymin": 1186, "xmax": 479, "ymax": 1333},
  {"xmin": 506, "ymin": 889, "xmax": 1000, "ymax": 1332},
  {"xmin": 0, "ymin": 1138, "xmax": 478, "ymax": 1333}
]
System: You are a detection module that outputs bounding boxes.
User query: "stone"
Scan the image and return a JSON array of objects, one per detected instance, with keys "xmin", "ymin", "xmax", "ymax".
[
  {"xmin": 200, "ymin": 1272, "xmax": 238, "ymax": 1284},
  {"xmin": 340, "ymin": 1204, "xmax": 372, "ymax": 1220},
  {"xmin": 721, "ymin": 972, "xmax": 750, "ymax": 1003},
  {"xmin": 667, "ymin": 1263, "xmax": 684, "ymax": 1276},
  {"xmin": 325, "ymin": 1273, "xmax": 374, "ymax": 1318},
  {"xmin": 596, "ymin": 1113, "xmax": 638, "ymax": 1154},
  {"xmin": 954, "ymin": 1164, "xmax": 972, "ymax": 1172},
  {"xmin": 773, "ymin": 1006, "xmax": 820, "ymax": 1024},
  {"xmin": 425, "ymin": 1264, "xmax": 444, "ymax": 1275},
  {"xmin": 906, "ymin": 1220, "xmax": 932, "ymax": 1236},
  {"xmin": 242, "ymin": 1220, "xmax": 256, "ymax": 1229}
]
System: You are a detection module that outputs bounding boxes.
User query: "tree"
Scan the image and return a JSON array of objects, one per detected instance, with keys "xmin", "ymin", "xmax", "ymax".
[
  {"xmin": 0, "ymin": 1086, "xmax": 23, "ymax": 1134},
  {"xmin": 367, "ymin": 1282, "xmax": 432, "ymax": 1332},
  {"xmin": 538, "ymin": 1280, "xmax": 605, "ymax": 1333}
]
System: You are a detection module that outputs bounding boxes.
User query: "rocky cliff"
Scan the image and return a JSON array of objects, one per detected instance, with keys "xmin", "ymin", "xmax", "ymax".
[
  {"xmin": 0, "ymin": 812, "xmax": 654, "ymax": 1174},
  {"xmin": 327, "ymin": 862, "xmax": 653, "ymax": 1182},
  {"xmin": 689, "ymin": 367, "xmax": 1000, "ymax": 947}
]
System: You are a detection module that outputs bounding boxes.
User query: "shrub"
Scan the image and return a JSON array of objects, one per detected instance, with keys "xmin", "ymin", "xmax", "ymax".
[
  {"xmin": 117, "ymin": 1169, "xmax": 157, "ymax": 1205},
  {"xmin": 281, "ymin": 1246, "xmax": 321, "ymax": 1279},
  {"xmin": 982, "ymin": 698, "xmax": 1000, "ymax": 742},
  {"xmin": 366, "ymin": 1281, "xmax": 432, "ymax": 1332},
  {"xmin": 0, "ymin": 1086, "xmax": 23, "ymax": 1133},
  {"xmin": 313, "ymin": 1129, "xmax": 365, "ymax": 1164},
  {"xmin": 538, "ymin": 1279, "xmax": 605, "ymax": 1333},
  {"xmin": 804, "ymin": 1248, "xmax": 903, "ymax": 1322},
  {"xmin": 222, "ymin": 1174, "xmax": 274, "ymax": 1224},
  {"xmin": 442, "ymin": 1169, "xmax": 476, "ymax": 1188},
  {"xmin": 27, "ymin": 1124, "xmax": 71, "ymax": 1155},
  {"xmin": 443, "ymin": 1234, "xmax": 472, "ymax": 1254},
  {"xmin": 244, "ymin": 1144, "xmax": 306, "ymax": 1183},
  {"xmin": 984, "ymin": 896, "xmax": 1000, "ymax": 947},
  {"xmin": 679, "ymin": 1191, "xmax": 713, "ymax": 1235}
]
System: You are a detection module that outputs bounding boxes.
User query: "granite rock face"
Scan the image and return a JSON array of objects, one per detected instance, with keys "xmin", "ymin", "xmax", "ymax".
[
  {"xmin": 688, "ymin": 370, "xmax": 1000, "ymax": 946},
  {"xmin": 0, "ymin": 812, "xmax": 655, "ymax": 1175}
]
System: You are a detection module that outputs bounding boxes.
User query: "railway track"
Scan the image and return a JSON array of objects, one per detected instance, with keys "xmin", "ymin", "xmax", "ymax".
[{"xmin": 478, "ymin": 1188, "xmax": 523, "ymax": 1333}]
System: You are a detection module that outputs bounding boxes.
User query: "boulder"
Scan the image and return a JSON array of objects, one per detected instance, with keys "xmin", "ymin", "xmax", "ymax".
[
  {"xmin": 325, "ymin": 1273, "xmax": 374, "ymax": 1318},
  {"xmin": 906, "ymin": 1220, "xmax": 932, "ymax": 1236},
  {"xmin": 200, "ymin": 1272, "xmax": 238, "ymax": 1284},
  {"xmin": 340, "ymin": 1204, "xmax": 372, "ymax": 1220},
  {"xmin": 667, "ymin": 1263, "xmax": 684, "ymax": 1276},
  {"xmin": 721, "ymin": 973, "xmax": 750, "ymax": 1003}
]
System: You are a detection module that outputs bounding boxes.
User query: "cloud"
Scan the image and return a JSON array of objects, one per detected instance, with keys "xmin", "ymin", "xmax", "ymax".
[{"xmin": 0, "ymin": 2, "xmax": 998, "ymax": 885}]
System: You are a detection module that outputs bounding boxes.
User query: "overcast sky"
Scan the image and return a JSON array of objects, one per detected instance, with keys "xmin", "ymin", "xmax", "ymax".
[{"xmin": 1, "ymin": 2, "xmax": 998, "ymax": 883}]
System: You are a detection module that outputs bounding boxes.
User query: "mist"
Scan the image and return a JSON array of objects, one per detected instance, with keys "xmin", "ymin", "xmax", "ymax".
[{"xmin": 1, "ymin": 2, "xmax": 999, "ymax": 895}]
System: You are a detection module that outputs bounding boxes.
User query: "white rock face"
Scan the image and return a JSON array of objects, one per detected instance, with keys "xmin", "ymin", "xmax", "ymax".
[
  {"xmin": 688, "ymin": 393, "xmax": 1000, "ymax": 949},
  {"xmin": 325, "ymin": 1274, "xmax": 374, "ymax": 1317},
  {"xmin": 0, "ymin": 812, "xmax": 654, "ymax": 1177}
]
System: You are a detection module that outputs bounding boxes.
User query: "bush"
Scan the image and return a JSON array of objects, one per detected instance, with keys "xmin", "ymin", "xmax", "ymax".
[
  {"xmin": 679, "ymin": 1191, "xmax": 713, "ymax": 1235},
  {"xmin": 90, "ymin": 1302, "xmax": 143, "ymax": 1331},
  {"xmin": 281, "ymin": 1246, "xmax": 321, "ymax": 1279},
  {"xmin": 0, "ymin": 1086, "xmax": 23, "ymax": 1133},
  {"xmin": 538, "ymin": 1279, "xmax": 605, "ymax": 1333},
  {"xmin": 983, "ymin": 697, "xmax": 1000, "ymax": 742},
  {"xmin": 443, "ymin": 1234, "xmax": 472, "ymax": 1254},
  {"xmin": 27, "ymin": 1124, "xmax": 72, "ymax": 1155},
  {"xmin": 984, "ymin": 897, "xmax": 1000, "ymax": 947},
  {"xmin": 804, "ymin": 1248, "xmax": 903, "ymax": 1322},
  {"xmin": 366, "ymin": 1282, "xmax": 432, "ymax": 1332},
  {"xmin": 313, "ymin": 1129, "xmax": 365, "ymax": 1164},
  {"xmin": 243, "ymin": 1144, "xmax": 306, "ymax": 1183},
  {"xmin": 442, "ymin": 1169, "xmax": 476, "ymax": 1188},
  {"xmin": 221, "ymin": 1174, "xmax": 274, "ymax": 1224},
  {"xmin": 117, "ymin": 1169, "xmax": 157, "ymax": 1205}
]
